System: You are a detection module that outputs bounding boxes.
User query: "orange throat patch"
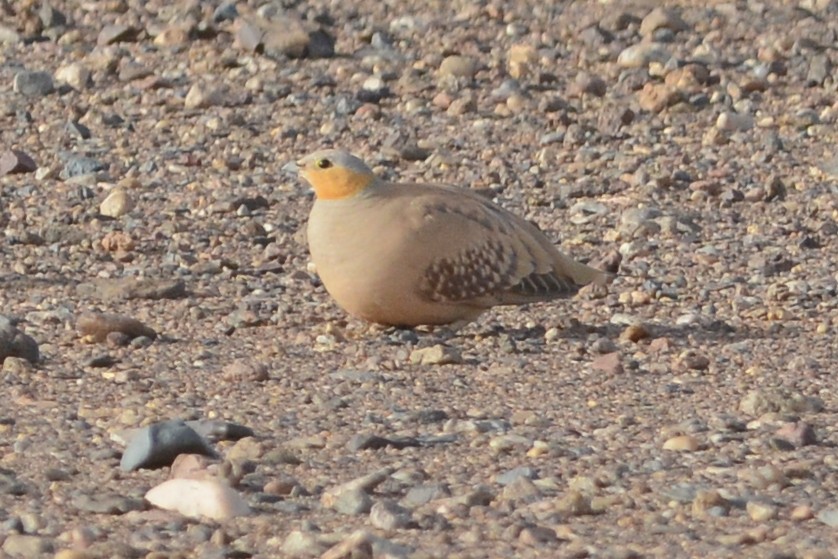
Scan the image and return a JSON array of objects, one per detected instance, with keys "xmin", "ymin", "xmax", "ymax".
[{"xmin": 303, "ymin": 167, "xmax": 375, "ymax": 200}]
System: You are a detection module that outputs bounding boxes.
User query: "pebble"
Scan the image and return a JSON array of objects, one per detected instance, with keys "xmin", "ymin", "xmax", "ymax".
[
  {"xmin": 184, "ymin": 84, "xmax": 225, "ymax": 109},
  {"xmin": 13, "ymin": 71, "xmax": 54, "ymax": 97},
  {"xmin": 639, "ymin": 7, "xmax": 689, "ymax": 36},
  {"xmin": 774, "ymin": 422, "xmax": 817, "ymax": 447},
  {"xmin": 438, "ymin": 55, "xmax": 478, "ymax": 79},
  {"xmin": 120, "ymin": 419, "xmax": 217, "ymax": 471},
  {"xmin": 716, "ymin": 112, "xmax": 754, "ymax": 132},
  {"xmin": 55, "ymin": 63, "xmax": 91, "ymax": 90},
  {"xmin": 663, "ymin": 435, "xmax": 699, "ymax": 452},
  {"xmin": 370, "ymin": 499, "xmax": 413, "ymax": 530},
  {"xmin": 591, "ymin": 352, "xmax": 623, "ymax": 375},
  {"xmin": 0, "ymin": 315, "xmax": 40, "ymax": 364},
  {"xmin": 0, "ymin": 150, "xmax": 37, "ymax": 175},
  {"xmin": 322, "ymin": 467, "xmax": 394, "ymax": 513},
  {"xmin": 739, "ymin": 389, "xmax": 824, "ymax": 416},
  {"xmin": 60, "ymin": 155, "xmax": 106, "ymax": 179},
  {"xmin": 71, "ymin": 492, "xmax": 145, "ymax": 515},
  {"xmin": 281, "ymin": 531, "xmax": 333, "ymax": 557},
  {"xmin": 221, "ymin": 360, "xmax": 270, "ymax": 382},
  {"xmin": 402, "ymin": 483, "xmax": 451, "ymax": 508},
  {"xmin": 320, "ymin": 530, "xmax": 374, "ymax": 559},
  {"xmin": 2, "ymin": 535, "xmax": 54, "ymax": 556},
  {"xmin": 99, "ymin": 188, "xmax": 135, "ymax": 218},
  {"xmin": 77, "ymin": 313, "xmax": 157, "ymax": 343},
  {"xmin": 409, "ymin": 344, "xmax": 462, "ymax": 365},
  {"xmin": 747, "ymin": 500, "xmax": 778, "ymax": 521},
  {"xmin": 677, "ymin": 350, "xmax": 710, "ymax": 371},
  {"xmin": 97, "ymin": 24, "xmax": 139, "ymax": 46},
  {"xmin": 78, "ymin": 278, "xmax": 187, "ymax": 301},
  {"xmin": 145, "ymin": 478, "xmax": 251, "ymax": 520},
  {"xmin": 620, "ymin": 324, "xmax": 650, "ymax": 343},
  {"xmin": 815, "ymin": 508, "xmax": 838, "ymax": 528},
  {"xmin": 555, "ymin": 490, "xmax": 594, "ymax": 516},
  {"xmin": 617, "ymin": 43, "xmax": 670, "ymax": 68},
  {"xmin": 187, "ymin": 419, "xmax": 255, "ymax": 442}
]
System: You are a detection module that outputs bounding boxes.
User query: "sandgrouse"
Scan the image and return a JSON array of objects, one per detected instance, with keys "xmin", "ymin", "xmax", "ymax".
[{"xmin": 297, "ymin": 149, "xmax": 609, "ymax": 327}]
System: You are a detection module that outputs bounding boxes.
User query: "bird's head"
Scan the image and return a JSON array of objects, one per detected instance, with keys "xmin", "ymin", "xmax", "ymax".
[{"xmin": 296, "ymin": 149, "xmax": 378, "ymax": 200}]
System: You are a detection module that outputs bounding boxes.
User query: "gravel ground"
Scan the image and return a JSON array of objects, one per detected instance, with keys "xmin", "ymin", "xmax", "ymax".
[{"xmin": 1, "ymin": 0, "xmax": 837, "ymax": 558}]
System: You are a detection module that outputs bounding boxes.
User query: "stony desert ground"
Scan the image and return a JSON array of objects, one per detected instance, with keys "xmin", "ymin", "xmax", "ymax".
[{"xmin": 1, "ymin": 0, "xmax": 837, "ymax": 557}]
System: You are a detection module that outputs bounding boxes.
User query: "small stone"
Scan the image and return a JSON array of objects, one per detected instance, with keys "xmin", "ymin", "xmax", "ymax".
[
  {"xmin": 692, "ymin": 489, "xmax": 730, "ymax": 517},
  {"xmin": 2, "ymin": 534, "xmax": 54, "ymax": 556},
  {"xmin": 97, "ymin": 24, "xmax": 139, "ymax": 46},
  {"xmin": 320, "ymin": 530, "xmax": 374, "ymax": 559},
  {"xmin": 0, "ymin": 150, "xmax": 37, "ymax": 175},
  {"xmin": 791, "ymin": 505, "xmax": 815, "ymax": 521},
  {"xmin": 571, "ymin": 72, "xmax": 607, "ymax": 97},
  {"xmin": 677, "ymin": 350, "xmax": 710, "ymax": 371},
  {"xmin": 99, "ymin": 189, "xmax": 134, "ymax": 218},
  {"xmin": 775, "ymin": 422, "xmax": 817, "ymax": 447},
  {"xmin": 55, "ymin": 63, "xmax": 91, "ymax": 90},
  {"xmin": 617, "ymin": 43, "xmax": 670, "ymax": 68},
  {"xmin": 739, "ymin": 389, "xmax": 824, "ymax": 416},
  {"xmin": 663, "ymin": 435, "xmax": 699, "ymax": 452},
  {"xmin": 153, "ymin": 25, "xmax": 190, "ymax": 47},
  {"xmin": 807, "ymin": 54, "xmax": 831, "ymax": 86},
  {"xmin": 501, "ymin": 476, "xmax": 542, "ymax": 503},
  {"xmin": 0, "ymin": 316, "xmax": 39, "ymax": 364},
  {"xmin": 0, "ymin": 25, "xmax": 21, "ymax": 44},
  {"xmin": 77, "ymin": 312, "xmax": 157, "ymax": 343},
  {"xmin": 60, "ymin": 155, "xmax": 106, "ymax": 179},
  {"xmin": 169, "ymin": 453, "xmax": 215, "ymax": 481},
  {"xmin": 370, "ymin": 499, "xmax": 412, "ymax": 530},
  {"xmin": 637, "ymin": 83, "xmax": 683, "ymax": 113},
  {"xmin": 185, "ymin": 84, "xmax": 224, "ymax": 109},
  {"xmin": 66, "ymin": 121, "xmax": 92, "ymax": 139},
  {"xmin": 331, "ymin": 487, "xmax": 373, "ymax": 516},
  {"xmin": 519, "ymin": 525, "xmax": 558, "ymax": 545},
  {"xmin": 620, "ymin": 324, "xmax": 650, "ymax": 343},
  {"xmin": 120, "ymin": 419, "xmax": 217, "ymax": 471},
  {"xmin": 13, "ymin": 71, "xmax": 54, "ymax": 97},
  {"xmin": 716, "ymin": 112, "xmax": 754, "ymax": 132},
  {"xmin": 409, "ymin": 344, "xmax": 462, "ymax": 365},
  {"xmin": 322, "ymin": 467, "xmax": 394, "ymax": 514},
  {"xmin": 281, "ymin": 530, "xmax": 332, "ymax": 557},
  {"xmin": 402, "ymin": 483, "xmax": 451, "ymax": 508},
  {"xmin": 747, "ymin": 500, "xmax": 778, "ymax": 521},
  {"xmin": 347, "ymin": 433, "xmax": 420, "ymax": 451},
  {"xmin": 555, "ymin": 491, "xmax": 594, "ymax": 516},
  {"xmin": 439, "ymin": 55, "xmax": 477, "ymax": 79},
  {"xmin": 639, "ymin": 7, "xmax": 689, "ymax": 36},
  {"xmin": 221, "ymin": 361, "xmax": 269, "ymax": 382},
  {"xmin": 145, "ymin": 478, "xmax": 251, "ymax": 520},
  {"xmin": 816, "ymin": 508, "xmax": 838, "ymax": 528},
  {"xmin": 71, "ymin": 492, "xmax": 144, "ymax": 515},
  {"xmin": 591, "ymin": 352, "xmax": 623, "ymax": 375}
]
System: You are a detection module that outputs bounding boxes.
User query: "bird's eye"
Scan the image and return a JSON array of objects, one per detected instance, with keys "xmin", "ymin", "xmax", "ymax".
[{"xmin": 316, "ymin": 158, "xmax": 333, "ymax": 169}]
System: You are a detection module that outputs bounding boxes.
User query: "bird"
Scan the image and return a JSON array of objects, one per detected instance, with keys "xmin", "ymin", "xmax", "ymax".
[{"xmin": 296, "ymin": 149, "xmax": 610, "ymax": 327}]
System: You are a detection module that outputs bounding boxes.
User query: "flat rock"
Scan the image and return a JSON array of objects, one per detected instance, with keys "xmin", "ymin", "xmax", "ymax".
[
  {"xmin": 13, "ymin": 71, "xmax": 54, "ymax": 96},
  {"xmin": 145, "ymin": 478, "xmax": 251, "ymax": 520},
  {"xmin": 120, "ymin": 419, "xmax": 217, "ymax": 471},
  {"xmin": 77, "ymin": 278, "xmax": 187, "ymax": 300},
  {"xmin": 0, "ymin": 315, "xmax": 39, "ymax": 364},
  {"xmin": 0, "ymin": 150, "xmax": 37, "ymax": 175},
  {"xmin": 77, "ymin": 312, "xmax": 157, "ymax": 343}
]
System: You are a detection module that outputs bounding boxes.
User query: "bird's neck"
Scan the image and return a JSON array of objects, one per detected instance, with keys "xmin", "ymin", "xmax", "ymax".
[{"xmin": 313, "ymin": 170, "xmax": 379, "ymax": 201}]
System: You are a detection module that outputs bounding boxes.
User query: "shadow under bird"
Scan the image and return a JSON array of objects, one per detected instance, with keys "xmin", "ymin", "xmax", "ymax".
[{"xmin": 295, "ymin": 149, "xmax": 610, "ymax": 327}]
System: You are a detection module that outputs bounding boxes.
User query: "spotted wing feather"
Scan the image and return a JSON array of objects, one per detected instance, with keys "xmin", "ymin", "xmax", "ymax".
[{"xmin": 404, "ymin": 186, "xmax": 585, "ymax": 306}]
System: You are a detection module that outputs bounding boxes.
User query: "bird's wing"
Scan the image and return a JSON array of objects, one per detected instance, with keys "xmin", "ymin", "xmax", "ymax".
[{"xmin": 395, "ymin": 183, "xmax": 604, "ymax": 306}]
